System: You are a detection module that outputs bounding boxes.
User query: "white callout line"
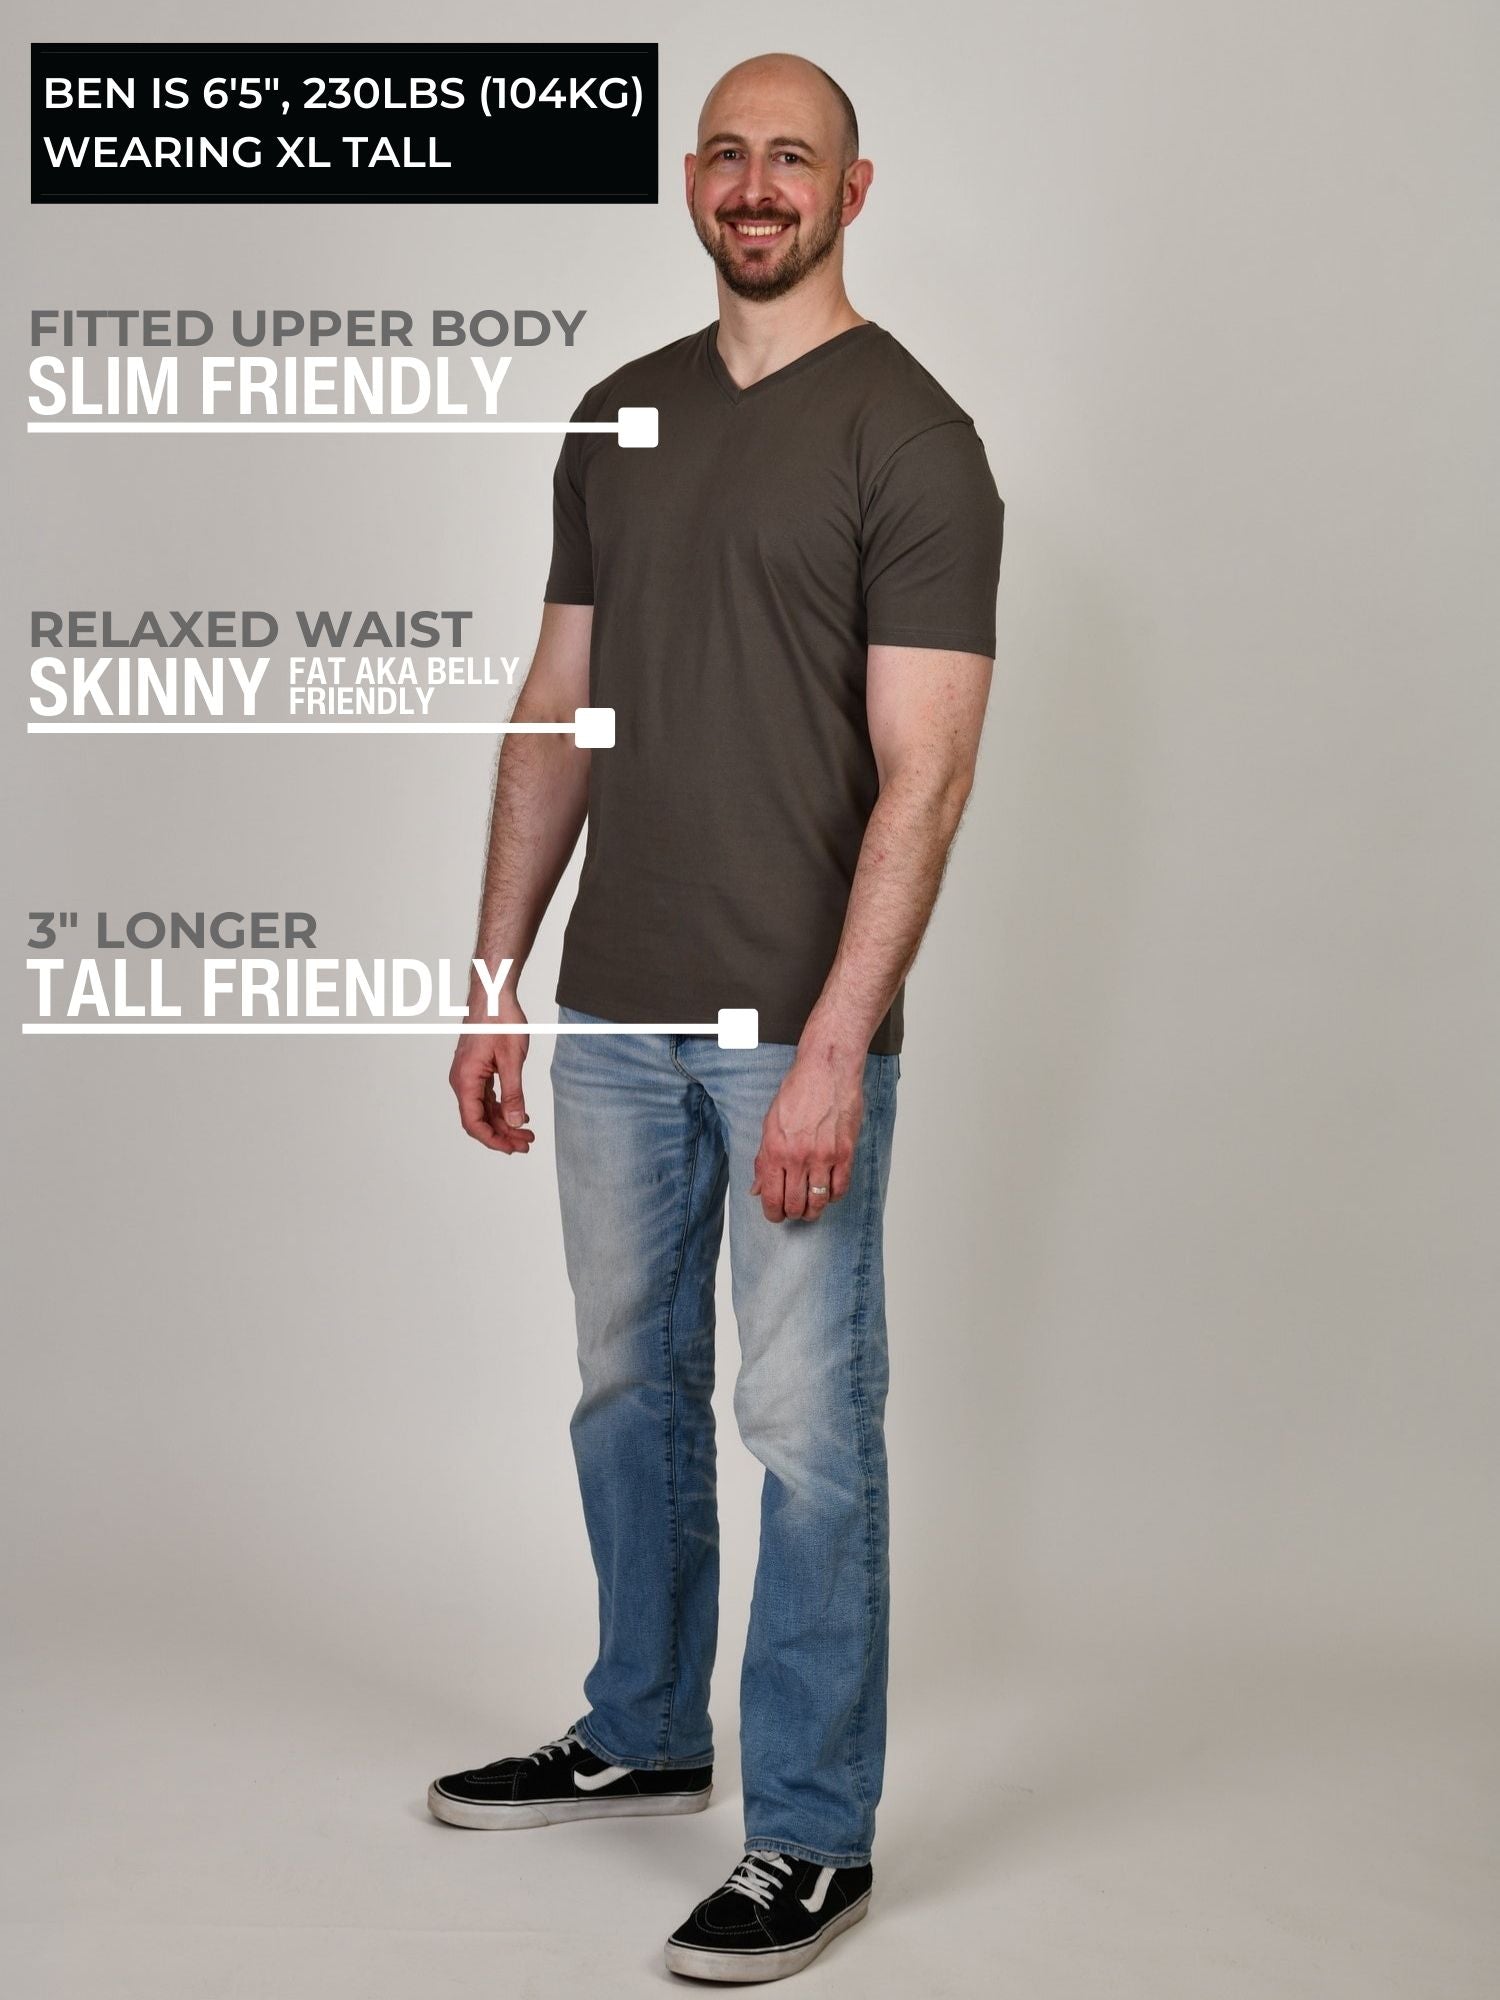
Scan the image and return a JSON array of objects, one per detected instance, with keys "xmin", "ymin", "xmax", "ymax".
[
  {"xmin": 26, "ymin": 409, "xmax": 659, "ymax": 442},
  {"xmin": 22, "ymin": 1012, "xmax": 760, "ymax": 1048},
  {"xmin": 28, "ymin": 710, "xmax": 616, "ymax": 743}
]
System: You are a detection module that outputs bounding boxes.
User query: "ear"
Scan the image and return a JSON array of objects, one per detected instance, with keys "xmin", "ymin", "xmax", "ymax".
[
  {"xmin": 684, "ymin": 152, "xmax": 698, "ymax": 214},
  {"xmin": 841, "ymin": 158, "xmax": 874, "ymax": 227}
]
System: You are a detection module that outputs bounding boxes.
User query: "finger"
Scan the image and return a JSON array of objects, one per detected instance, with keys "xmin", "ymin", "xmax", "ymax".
[
  {"xmin": 829, "ymin": 1155, "xmax": 853, "ymax": 1202},
  {"xmin": 804, "ymin": 1165, "xmax": 835, "ymax": 1221},
  {"xmin": 490, "ymin": 1071, "xmax": 536, "ymax": 1151},
  {"xmin": 782, "ymin": 1167, "xmax": 809, "ymax": 1221},
  {"xmin": 453, "ymin": 1062, "xmax": 509, "ymax": 1150},
  {"xmin": 484, "ymin": 1077, "xmax": 530, "ymax": 1151},
  {"xmin": 496, "ymin": 1056, "xmax": 530, "ymax": 1132},
  {"xmin": 758, "ymin": 1163, "xmax": 787, "ymax": 1223}
]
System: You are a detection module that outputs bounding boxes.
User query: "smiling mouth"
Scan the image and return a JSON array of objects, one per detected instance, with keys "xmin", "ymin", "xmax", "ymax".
[{"xmin": 724, "ymin": 219, "xmax": 793, "ymax": 241}]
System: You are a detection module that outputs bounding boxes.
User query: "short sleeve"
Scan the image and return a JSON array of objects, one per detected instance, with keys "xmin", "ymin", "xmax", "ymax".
[
  {"xmin": 543, "ymin": 396, "xmax": 596, "ymax": 604},
  {"xmin": 861, "ymin": 420, "xmax": 1004, "ymax": 655}
]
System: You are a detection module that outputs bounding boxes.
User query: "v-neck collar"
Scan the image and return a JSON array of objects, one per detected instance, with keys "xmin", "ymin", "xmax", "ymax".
[{"xmin": 704, "ymin": 320, "xmax": 881, "ymax": 406}]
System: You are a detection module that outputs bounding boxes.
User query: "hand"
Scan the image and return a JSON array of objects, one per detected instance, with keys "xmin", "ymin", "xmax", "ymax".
[
  {"xmin": 449, "ymin": 989, "xmax": 534, "ymax": 1155},
  {"xmin": 751, "ymin": 1053, "xmax": 864, "ymax": 1223}
]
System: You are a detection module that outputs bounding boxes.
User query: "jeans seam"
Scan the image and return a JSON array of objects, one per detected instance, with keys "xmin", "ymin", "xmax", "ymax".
[
  {"xmin": 844, "ymin": 1056, "xmax": 890, "ymax": 1828},
  {"xmin": 657, "ymin": 1071, "xmax": 707, "ymax": 1761}
]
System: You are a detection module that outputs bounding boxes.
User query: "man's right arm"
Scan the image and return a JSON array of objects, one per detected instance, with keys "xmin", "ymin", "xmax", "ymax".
[{"xmin": 448, "ymin": 600, "xmax": 594, "ymax": 1154}]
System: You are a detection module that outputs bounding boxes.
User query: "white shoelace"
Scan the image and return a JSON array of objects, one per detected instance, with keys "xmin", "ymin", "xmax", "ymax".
[
  {"xmin": 527, "ymin": 1728, "xmax": 582, "ymax": 1763},
  {"xmin": 725, "ymin": 1852, "xmax": 794, "ymax": 1908}
]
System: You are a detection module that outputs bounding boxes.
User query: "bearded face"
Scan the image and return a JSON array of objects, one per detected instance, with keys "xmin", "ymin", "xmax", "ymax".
[{"xmin": 691, "ymin": 180, "xmax": 845, "ymax": 302}]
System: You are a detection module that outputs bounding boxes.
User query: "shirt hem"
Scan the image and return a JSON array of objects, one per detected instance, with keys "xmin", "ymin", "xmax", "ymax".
[{"xmin": 555, "ymin": 980, "xmax": 902, "ymax": 1056}]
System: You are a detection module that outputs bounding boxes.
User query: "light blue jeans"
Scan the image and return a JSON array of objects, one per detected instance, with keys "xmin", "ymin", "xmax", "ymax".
[{"xmin": 548, "ymin": 1008, "xmax": 899, "ymax": 1867}]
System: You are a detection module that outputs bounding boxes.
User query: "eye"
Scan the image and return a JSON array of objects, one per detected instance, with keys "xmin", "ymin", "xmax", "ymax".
[{"xmin": 776, "ymin": 152, "xmax": 805, "ymax": 166}]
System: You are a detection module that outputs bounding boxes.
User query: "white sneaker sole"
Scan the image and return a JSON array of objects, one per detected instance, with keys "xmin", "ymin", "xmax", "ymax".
[
  {"xmin": 427, "ymin": 1782, "xmax": 711, "ymax": 1830},
  {"xmin": 663, "ymin": 1889, "xmax": 870, "ymax": 1982}
]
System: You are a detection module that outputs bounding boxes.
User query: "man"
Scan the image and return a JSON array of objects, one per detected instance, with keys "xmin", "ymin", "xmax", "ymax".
[{"xmin": 434, "ymin": 51, "xmax": 1003, "ymax": 1983}]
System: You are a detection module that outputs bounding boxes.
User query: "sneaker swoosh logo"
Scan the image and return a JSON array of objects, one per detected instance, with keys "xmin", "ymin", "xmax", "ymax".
[
  {"xmin": 800, "ymin": 1867, "xmax": 836, "ymax": 1913},
  {"xmin": 573, "ymin": 1765, "xmax": 631, "ymax": 1792}
]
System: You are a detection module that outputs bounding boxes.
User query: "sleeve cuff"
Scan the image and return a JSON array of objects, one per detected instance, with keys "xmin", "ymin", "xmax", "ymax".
[{"xmin": 866, "ymin": 624, "xmax": 996, "ymax": 655}]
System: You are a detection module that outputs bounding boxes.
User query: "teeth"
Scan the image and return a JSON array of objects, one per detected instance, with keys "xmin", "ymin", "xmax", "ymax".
[{"xmin": 733, "ymin": 222, "xmax": 787, "ymax": 237}]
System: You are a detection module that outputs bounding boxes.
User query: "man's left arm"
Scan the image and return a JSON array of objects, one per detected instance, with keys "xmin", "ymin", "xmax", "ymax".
[{"xmin": 750, "ymin": 644, "xmax": 994, "ymax": 1222}]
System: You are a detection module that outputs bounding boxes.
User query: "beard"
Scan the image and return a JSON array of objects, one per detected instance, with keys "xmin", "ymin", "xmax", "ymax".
[{"xmin": 693, "ymin": 191, "xmax": 844, "ymax": 301}]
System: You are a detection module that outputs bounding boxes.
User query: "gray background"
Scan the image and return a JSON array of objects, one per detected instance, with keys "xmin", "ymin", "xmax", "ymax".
[{"xmin": 4, "ymin": 2, "xmax": 1497, "ymax": 1995}]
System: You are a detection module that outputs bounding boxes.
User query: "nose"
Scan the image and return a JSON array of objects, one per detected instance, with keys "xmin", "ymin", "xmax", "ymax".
[{"xmin": 730, "ymin": 153, "xmax": 776, "ymax": 209}]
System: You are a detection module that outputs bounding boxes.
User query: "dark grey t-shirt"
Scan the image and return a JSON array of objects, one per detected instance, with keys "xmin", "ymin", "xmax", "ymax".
[{"xmin": 544, "ymin": 320, "xmax": 1003, "ymax": 1053}]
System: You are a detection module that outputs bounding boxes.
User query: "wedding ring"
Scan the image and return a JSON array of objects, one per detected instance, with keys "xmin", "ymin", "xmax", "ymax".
[{"xmin": 810, "ymin": 1183, "xmax": 830, "ymax": 1195}]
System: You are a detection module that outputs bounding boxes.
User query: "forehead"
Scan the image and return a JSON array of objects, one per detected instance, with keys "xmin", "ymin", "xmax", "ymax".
[{"xmin": 697, "ymin": 65, "xmax": 837, "ymax": 149}]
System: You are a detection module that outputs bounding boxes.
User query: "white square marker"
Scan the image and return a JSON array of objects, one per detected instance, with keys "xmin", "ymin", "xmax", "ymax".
[
  {"xmin": 573, "ymin": 707, "xmax": 615, "ymax": 749},
  {"xmin": 717, "ymin": 1008, "xmax": 760, "ymax": 1050},
  {"xmin": 616, "ymin": 406, "xmax": 659, "ymax": 449}
]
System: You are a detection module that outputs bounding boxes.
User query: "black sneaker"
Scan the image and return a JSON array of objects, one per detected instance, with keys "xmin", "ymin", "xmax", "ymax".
[
  {"xmin": 664, "ymin": 1850, "xmax": 872, "ymax": 1981},
  {"xmin": 427, "ymin": 1726, "xmax": 712, "ymax": 1829}
]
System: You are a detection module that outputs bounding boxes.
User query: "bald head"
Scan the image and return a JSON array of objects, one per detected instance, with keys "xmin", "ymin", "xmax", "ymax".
[
  {"xmin": 686, "ymin": 54, "xmax": 872, "ymax": 304},
  {"xmin": 698, "ymin": 53, "xmax": 859, "ymax": 168}
]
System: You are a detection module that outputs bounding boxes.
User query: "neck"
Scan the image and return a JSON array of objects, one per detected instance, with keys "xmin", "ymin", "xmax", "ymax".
[{"xmin": 712, "ymin": 266, "xmax": 866, "ymax": 389}]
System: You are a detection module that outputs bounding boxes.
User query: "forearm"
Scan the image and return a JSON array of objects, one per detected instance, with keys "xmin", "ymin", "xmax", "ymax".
[
  {"xmin": 798, "ymin": 770, "xmax": 971, "ymax": 1068},
  {"xmin": 469, "ymin": 682, "xmax": 589, "ymax": 1005}
]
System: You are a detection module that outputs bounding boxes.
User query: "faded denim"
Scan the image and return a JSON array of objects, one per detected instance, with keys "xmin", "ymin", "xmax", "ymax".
[{"xmin": 549, "ymin": 1008, "xmax": 899, "ymax": 1867}]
